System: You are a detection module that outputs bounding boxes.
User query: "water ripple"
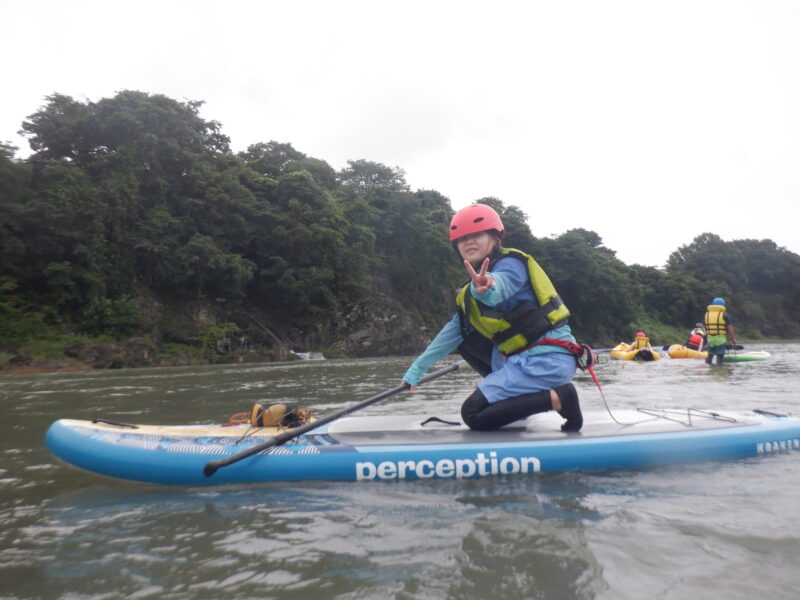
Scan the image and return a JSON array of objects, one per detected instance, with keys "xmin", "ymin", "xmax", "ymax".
[{"xmin": 1, "ymin": 347, "xmax": 799, "ymax": 599}]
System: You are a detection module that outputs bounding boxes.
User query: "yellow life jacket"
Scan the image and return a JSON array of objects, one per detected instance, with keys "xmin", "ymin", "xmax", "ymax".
[
  {"xmin": 455, "ymin": 248, "xmax": 570, "ymax": 355},
  {"xmin": 704, "ymin": 305, "xmax": 728, "ymax": 336},
  {"xmin": 632, "ymin": 336, "xmax": 650, "ymax": 350}
]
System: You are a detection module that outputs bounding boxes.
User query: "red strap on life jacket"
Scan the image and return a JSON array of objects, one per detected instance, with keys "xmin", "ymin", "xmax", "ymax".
[
  {"xmin": 507, "ymin": 337, "xmax": 584, "ymax": 356},
  {"xmin": 504, "ymin": 338, "xmax": 603, "ymax": 390}
]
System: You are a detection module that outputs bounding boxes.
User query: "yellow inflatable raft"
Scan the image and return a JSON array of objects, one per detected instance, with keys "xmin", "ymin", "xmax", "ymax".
[
  {"xmin": 610, "ymin": 343, "xmax": 661, "ymax": 361},
  {"xmin": 667, "ymin": 344, "xmax": 707, "ymax": 359}
]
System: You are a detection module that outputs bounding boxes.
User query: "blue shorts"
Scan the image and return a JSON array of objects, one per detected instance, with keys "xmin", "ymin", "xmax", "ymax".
[
  {"xmin": 707, "ymin": 344, "xmax": 727, "ymax": 356},
  {"xmin": 478, "ymin": 351, "xmax": 577, "ymax": 404}
]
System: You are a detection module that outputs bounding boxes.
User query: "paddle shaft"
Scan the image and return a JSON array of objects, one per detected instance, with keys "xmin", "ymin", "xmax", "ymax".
[{"xmin": 203, "ymin": 360, "xmax": 465, "ymax": 477}]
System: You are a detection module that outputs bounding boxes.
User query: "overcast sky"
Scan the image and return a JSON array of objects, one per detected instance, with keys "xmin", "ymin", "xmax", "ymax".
[{"xmin": 3, "ymin": 0, "xmax": 799, "ymax": 267}]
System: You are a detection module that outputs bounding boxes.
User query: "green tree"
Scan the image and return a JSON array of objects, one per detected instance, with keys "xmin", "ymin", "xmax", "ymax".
[
  {"xmin": 336, "ymin": 159, "xmax": 461, "ymax": 317},
  {"xmin": 80, "ymin": 295, "xmax": 141, "ymax": 339},
  {"xmin": 286, "ymin": 157, "xmax": 338, "ymax": 190},
  {"xmin": 382, "ymin": 190, "xmax": 461, "ymax": 315},
  {"xmin": 18, "ymin": 159, "xmax": 107, "ymax": 312},
  {"xmin": 6, "ymin": 89, "xmax": 800, "ymax": 363},
  {"xmin": 0, "ymin": 144, "xmax": 31, "ymax": 290},
  {"xmin": 474, "ymin": 197, "xmax": 537, "ymax": 252},
  {"xmin": 238, "ymin": 141, "xmax": 305, "ymax": 179},
  {"xmin": 667, "ymin": 233, "xmax": 748, "ymax": 291},
  {"xmin": 176, "ymin": 234, "xmax": 255, "ymax": 299},
  {"xmin": 249, "ymin": 171, "xmax": 367, "ymax": 319},
  {"xmin": 535, "ymin": 229, "xmax": 637, "ymax": 344},
  {"xmin": 338, "ymin": 159, "xmax": 409, "ymax": 195},
  {"xmin": 20, "ymin": 91, "xmax": 258, "ymax": 305}
]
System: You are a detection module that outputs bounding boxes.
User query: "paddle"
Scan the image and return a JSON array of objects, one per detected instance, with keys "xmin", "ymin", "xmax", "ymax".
[{"xmin": 203, "ymin": 360, "xmax": 466, "ymax": 477}]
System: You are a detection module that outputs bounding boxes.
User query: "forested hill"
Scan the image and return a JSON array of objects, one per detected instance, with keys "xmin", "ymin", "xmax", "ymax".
[{"xmin": 2, "ymin": 91, "xmax": 799, "ymax": 371}]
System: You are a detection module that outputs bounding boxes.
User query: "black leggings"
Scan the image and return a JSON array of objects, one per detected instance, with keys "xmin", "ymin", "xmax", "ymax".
[{"xmin": 461, "ymin": 387, "xmax": 552, "ymax": 431}]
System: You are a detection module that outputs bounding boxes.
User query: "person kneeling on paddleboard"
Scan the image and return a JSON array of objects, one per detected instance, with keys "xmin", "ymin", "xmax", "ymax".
[{"xmin": 402, "ymin": 203, "xmax": 583, "ymax": 432}]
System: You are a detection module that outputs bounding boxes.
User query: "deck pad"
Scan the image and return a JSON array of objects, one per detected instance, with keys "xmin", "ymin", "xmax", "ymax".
[{"xmin": 324, "ymin": 410, "xmax": 754, "ymax": 446}]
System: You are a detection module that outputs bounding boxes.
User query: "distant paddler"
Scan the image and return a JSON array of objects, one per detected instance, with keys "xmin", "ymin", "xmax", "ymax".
[
  {"xmin": 684, "ymin": 323, "xmax": 706, "ymax": 352},
  {"xmin": 704, "ymin": 297, "xmax": 737, "ymax": 365},
  {"xmin": 630, "ymin": 331, "xmax": 653, "ymax": 351}
]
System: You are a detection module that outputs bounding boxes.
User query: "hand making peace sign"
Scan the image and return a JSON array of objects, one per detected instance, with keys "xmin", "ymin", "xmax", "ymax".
[{"xmin": 464, "ymin": 258, "xmax": 495, "ymax": 294}]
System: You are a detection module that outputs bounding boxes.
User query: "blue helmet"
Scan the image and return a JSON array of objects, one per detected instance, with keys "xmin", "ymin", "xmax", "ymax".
[{"xmin": 712, "ymin": 297, "xmax": 726, "ymax": 306}]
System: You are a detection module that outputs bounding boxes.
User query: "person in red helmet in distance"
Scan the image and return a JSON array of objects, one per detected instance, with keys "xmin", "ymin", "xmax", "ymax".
[
  {"xmin": 402, "ymin": 203, "xmax": 583, "ymax": 432},
  {"xmin": 630, "ymin": 331, "xmax": 651, "ymax": 350}
]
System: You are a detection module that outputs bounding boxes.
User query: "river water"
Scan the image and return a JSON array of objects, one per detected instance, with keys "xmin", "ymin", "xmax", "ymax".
[{"xmin": 1, "ymin": 344, "xmax": 799, "ymax": 599}]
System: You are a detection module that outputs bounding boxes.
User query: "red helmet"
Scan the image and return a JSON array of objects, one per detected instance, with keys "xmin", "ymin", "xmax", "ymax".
[
  {"xmin": 635, "ymin": 331, "xmax": 646, "ymax": 337},
  {"xmin": 449, "ymin": 204, "xmax": 504, "ymax": 241}
]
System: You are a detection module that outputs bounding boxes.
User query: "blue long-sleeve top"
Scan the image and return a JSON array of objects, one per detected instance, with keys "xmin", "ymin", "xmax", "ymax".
[{"xmin": 402, "ymin": 256, "xmax": 575, "ymax": 386}]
